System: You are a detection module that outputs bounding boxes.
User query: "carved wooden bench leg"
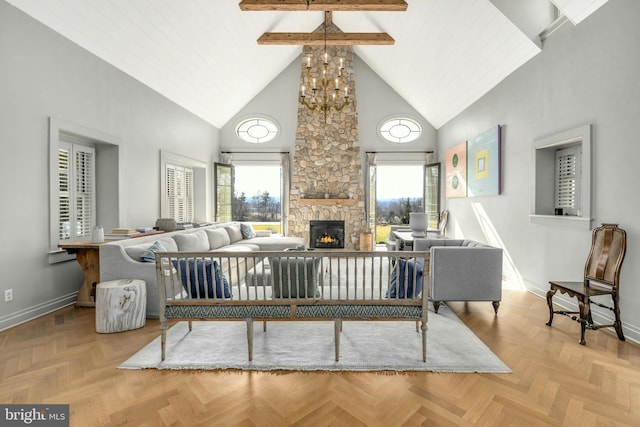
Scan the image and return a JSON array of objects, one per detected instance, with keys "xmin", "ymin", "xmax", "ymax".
[
  {"xmin": 420, "ymin": 319, "xmax": 428, "ymax": 362},
  {"xmin": 334, "ymin": 318, "xmax": 342, "ymax": 362},
  {"xmin": 160, "ymin": 323, "xmax": 167, "ymax": 362},
  {"xmin": 246, "ymin": 318, "xmax": 254, "ymax": 361}
]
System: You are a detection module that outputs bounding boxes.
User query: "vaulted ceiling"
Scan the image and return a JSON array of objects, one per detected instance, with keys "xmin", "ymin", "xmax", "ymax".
[{"xmin": 6, "ymin": 0, "xmax": 609, "ymax": 129}]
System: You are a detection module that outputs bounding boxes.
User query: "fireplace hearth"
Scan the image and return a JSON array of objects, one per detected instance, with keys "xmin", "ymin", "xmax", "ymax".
[{"xmin": 309, "ymin": 220, "xmax": 345, "ymax": 249}]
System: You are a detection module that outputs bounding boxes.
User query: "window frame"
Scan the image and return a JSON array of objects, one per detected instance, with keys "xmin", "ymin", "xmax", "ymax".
[
  {"xmin": 366, "ymin": 156, "xmax": 440, "ymax": 243},
  {"xmin": 214, "ymin": 162, "xmax": 234, "ymax": 222},
  {"xmin": 160, "ymin": 150, "xmax": 208, "ymax": 223},
  {"xmin": 235, "ymin": 117, "xmax": 279, "ymax": 144},
  {"xmin": 49, "ymin": 118, "xmax": 120, "ymax": 263},
  {"xmin": 424, "ymin": 162, "xmax": 442, "ymax": 229},
  {"xmin": 232, "ymin": 162, "xmax": 284, "ymax": 226},
  {"xmin": 378, "ymin": 117, "xmax": 422, "ymax": 144}
]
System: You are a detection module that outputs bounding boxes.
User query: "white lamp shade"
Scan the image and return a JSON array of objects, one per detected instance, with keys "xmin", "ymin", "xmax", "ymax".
[{"xmin": 409, "ymin": 213, "xmax": 429, "ymax": 237}]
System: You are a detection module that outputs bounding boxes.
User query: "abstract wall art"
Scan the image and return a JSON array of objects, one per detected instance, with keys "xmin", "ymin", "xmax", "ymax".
[
  {"xmin": 445, "ymin": 141, "xmax": 467, "ymax": 198},
  {"xmin": 467, "ymin": 125, "xmax": 501, "ymax": 197}
]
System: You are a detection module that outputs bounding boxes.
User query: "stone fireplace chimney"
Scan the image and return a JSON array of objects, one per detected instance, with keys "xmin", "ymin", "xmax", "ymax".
[{"xmin": 288, "ymin": 22, "xmax": 366, "ymax": 250}]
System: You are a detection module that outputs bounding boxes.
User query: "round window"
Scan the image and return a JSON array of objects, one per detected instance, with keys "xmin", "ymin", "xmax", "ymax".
[
  {"xmin": 236, "ymin": 118, "xmax": 278, "ymax": 144},
  {"xmin": 379, "ymin": 118, "xmax": 422, "ymax": 144}
]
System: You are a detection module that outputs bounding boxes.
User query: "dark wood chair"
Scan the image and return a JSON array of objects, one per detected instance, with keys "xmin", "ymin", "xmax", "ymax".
[{"xmin": 546, "ymin": 223, "xmax": 627, "ymax": 345}]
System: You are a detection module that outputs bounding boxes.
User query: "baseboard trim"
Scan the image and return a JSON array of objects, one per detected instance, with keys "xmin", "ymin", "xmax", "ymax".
[{"xmin": 0, "ymin": 292, "xmax": 77, "ymax": 332}]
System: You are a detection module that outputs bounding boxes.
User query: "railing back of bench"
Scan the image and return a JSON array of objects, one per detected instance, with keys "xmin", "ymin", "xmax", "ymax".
[{"xmin": 155, "ymin": 250, "xmax": 429, "ymax": 308}]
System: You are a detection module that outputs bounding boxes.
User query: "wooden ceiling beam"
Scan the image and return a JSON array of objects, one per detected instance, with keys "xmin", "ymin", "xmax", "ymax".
[
  {"xmin": 239, "ymin": 0, "xmax": 408, "ymax": 12},
  {"xmin": 257, "ymin": 32, "xmax": 395, "ymax": 45}
]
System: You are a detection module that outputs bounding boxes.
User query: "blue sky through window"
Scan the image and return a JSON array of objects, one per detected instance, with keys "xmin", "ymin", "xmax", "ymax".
[{"xmin": 377, "ymin": 165, "xmax": 423, "ymax": 199}]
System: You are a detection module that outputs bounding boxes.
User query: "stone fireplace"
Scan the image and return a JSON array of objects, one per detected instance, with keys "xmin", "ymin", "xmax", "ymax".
[{"xmin": 288, "ymin": 21, "xmax": 366, "ymax": 250}]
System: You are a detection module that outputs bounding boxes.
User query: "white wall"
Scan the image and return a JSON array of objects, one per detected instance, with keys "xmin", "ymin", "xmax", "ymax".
[
  {"xmin": 0, "ymin": 1, "xmax": 220, "ymax": 330},
  {"xmin": 220, "ymin": 54, "xmax": 437, "ymax": 155},
  {"xmin": 438, "ymin": 0, "xmax": 640, "ymax": 342}
]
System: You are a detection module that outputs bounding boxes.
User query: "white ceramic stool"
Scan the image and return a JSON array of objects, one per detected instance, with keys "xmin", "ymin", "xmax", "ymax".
[{"xmin": 95, "ymin": 279, "xmax": 146, "ymax": 333}]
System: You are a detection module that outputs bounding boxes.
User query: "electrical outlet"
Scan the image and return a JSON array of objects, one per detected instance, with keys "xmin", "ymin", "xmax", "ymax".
[{"xmin": 4, "ymin": 289, "xmax": 13, "ymax": 302}]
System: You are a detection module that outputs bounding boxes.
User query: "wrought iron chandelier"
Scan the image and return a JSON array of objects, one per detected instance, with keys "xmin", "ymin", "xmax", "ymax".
[{"xmin": 299, "ymin": 21, "xmax": 349, "ymax": 121}]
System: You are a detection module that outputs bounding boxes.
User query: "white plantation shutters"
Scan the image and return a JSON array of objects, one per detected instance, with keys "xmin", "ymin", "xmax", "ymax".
[
  {"xmin": 58, "ymin": 142, "xmax": 95, "ymax": 241},
  {"xmin": 58, "ymin": 146, "xmax": 71, "ymax": 240},
  {"xmin": 166, "ymin": 164, "xmax": 194, "ymax": 222},
  {"xmin": 555, "ymin": 145, "xmax": 581, "ymax": 216}
]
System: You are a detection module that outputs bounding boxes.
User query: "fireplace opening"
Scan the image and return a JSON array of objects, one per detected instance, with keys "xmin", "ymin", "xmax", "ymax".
[{"xmin": 309, "ymin": 220, "xmax": 345, "ymax": 249}]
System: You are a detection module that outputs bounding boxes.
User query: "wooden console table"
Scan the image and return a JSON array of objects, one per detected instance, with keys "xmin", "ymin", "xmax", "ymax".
[{"xmin": 58, "ymin": 241, "xmax": 103, "ymax": 307}]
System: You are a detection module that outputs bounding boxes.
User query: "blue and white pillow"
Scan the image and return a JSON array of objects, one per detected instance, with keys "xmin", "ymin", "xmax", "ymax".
[
  {"xmin": 140, "ymin": 241, "xmax": 168, "ymax": 262},
  {"xmin": 387, "ymin": 258, "xmax": 424, "ymax": 299},
  {"xmin": 172, "ymin": 259, "xmax": 231, "ymax": 299},
  {"xmin": 240, "ymin": 223, "xmax": 256, "ymax": 239}
]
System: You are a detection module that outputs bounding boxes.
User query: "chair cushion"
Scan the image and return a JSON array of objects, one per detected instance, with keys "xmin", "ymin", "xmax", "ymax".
[
  {"xmin": 387, "ymin": 258, "xmax": 423, "ymax": 299},
  {"xmin": 173, "ymin": 259, "xmax": 231, "ymax": 299},
  {"xmin": 269, "ymin": 256, "xmax": 321, "ymax": 298}
]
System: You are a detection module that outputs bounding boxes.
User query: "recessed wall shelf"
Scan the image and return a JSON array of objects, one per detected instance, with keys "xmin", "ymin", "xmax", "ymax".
[{"xmin": 530, "ymin": 124, "xmax": 592, "ymax": 229}]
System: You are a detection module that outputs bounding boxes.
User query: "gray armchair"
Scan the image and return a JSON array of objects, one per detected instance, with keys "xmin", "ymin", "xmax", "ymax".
[{"xmin": 414, "ymin": 238, "xmax": 503, "ymax": 314}]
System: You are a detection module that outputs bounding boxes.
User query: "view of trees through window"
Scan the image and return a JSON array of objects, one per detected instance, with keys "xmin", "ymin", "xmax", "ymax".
[
  {"xmin": 232, "ymin": 165, "xmax": 282, "ymax": 232},
  {"xmin": 375, "ymin": 165, "xmax": 424, "ymax": 243}
]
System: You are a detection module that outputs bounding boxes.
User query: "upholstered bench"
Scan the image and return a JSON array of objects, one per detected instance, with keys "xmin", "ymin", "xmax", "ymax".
[{"xmin": 155, "ymin": 250, "xmax": 430, "ymax": 362}]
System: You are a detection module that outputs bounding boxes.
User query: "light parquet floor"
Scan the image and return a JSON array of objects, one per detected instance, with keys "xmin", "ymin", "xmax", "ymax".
[{"xmin": 1, "ymin": 289, "xmax": 639, "ymax": 426}]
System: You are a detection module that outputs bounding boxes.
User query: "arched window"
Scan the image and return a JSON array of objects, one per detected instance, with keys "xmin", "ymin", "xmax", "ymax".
[
  {"xmin": 379, "ymin": 117, "xmax": 422, "ymax": 144},
  {"xmin": 235, "ymin": 118, "xmax": 278, "ymax": 144}
]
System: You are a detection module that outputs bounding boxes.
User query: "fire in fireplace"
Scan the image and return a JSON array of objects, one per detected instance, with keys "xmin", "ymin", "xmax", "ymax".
[{"xmin": 309, "ymin": 220, "xmax": 345, "ymax": 249}]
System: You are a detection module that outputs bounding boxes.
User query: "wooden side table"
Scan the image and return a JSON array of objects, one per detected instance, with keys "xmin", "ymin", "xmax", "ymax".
[{"xmin": 58, "ymin": 241, "xmax": 103, "ymax": 307}]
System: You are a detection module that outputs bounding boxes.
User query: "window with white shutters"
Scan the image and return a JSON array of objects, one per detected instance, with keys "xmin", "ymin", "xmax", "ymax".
[
  {"xmin": 531, "ymin": 124, "xmax": 591, "ymax": 229},
  {"xmin": 555, "ymin": 145, "xmax": 581, "ymax": 216},
  {"xmin": 166, "ymin": 163, "xmax": 194, "ymax": 223},
  {"xmin": 58, "ymin": 142, "xmax": 95, "ymax": 242}
]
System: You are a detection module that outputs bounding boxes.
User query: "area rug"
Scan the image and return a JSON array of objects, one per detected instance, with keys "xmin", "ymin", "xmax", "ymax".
[{"xmin": 120, "ymin": 303, "xmax": 510, "ymax": 373}]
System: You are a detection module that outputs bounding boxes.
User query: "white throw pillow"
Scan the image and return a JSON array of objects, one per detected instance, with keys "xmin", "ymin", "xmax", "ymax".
[
  {"xmin": 205, "ymin": 228, "xmax": 231, "ymax": 249},
  {"xmin": 156, "ymin": 236, "xmax": 178, "ymax": 252},
  {"xmin": 173, "ymin": 230, "xmax": 209, "ymax": 251},
  {"xmin": 224, "ymin": 225, "xmax": 244, "ymax": 243}
]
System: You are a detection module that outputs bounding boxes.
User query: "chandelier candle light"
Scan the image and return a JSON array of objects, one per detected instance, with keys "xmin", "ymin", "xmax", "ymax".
[{"xmin": 299, "ymin": 23, "xmax": 349, "ymax": 121}]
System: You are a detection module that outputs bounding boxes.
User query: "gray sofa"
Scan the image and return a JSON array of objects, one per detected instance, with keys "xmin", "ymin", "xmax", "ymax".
[
  {"xmin": 99, "ymin": 223, "xmax": 305, "ymax": 317},
  {"xmin": 413, "ymin": 238, "xmax": 503, "ymax": 313}
]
